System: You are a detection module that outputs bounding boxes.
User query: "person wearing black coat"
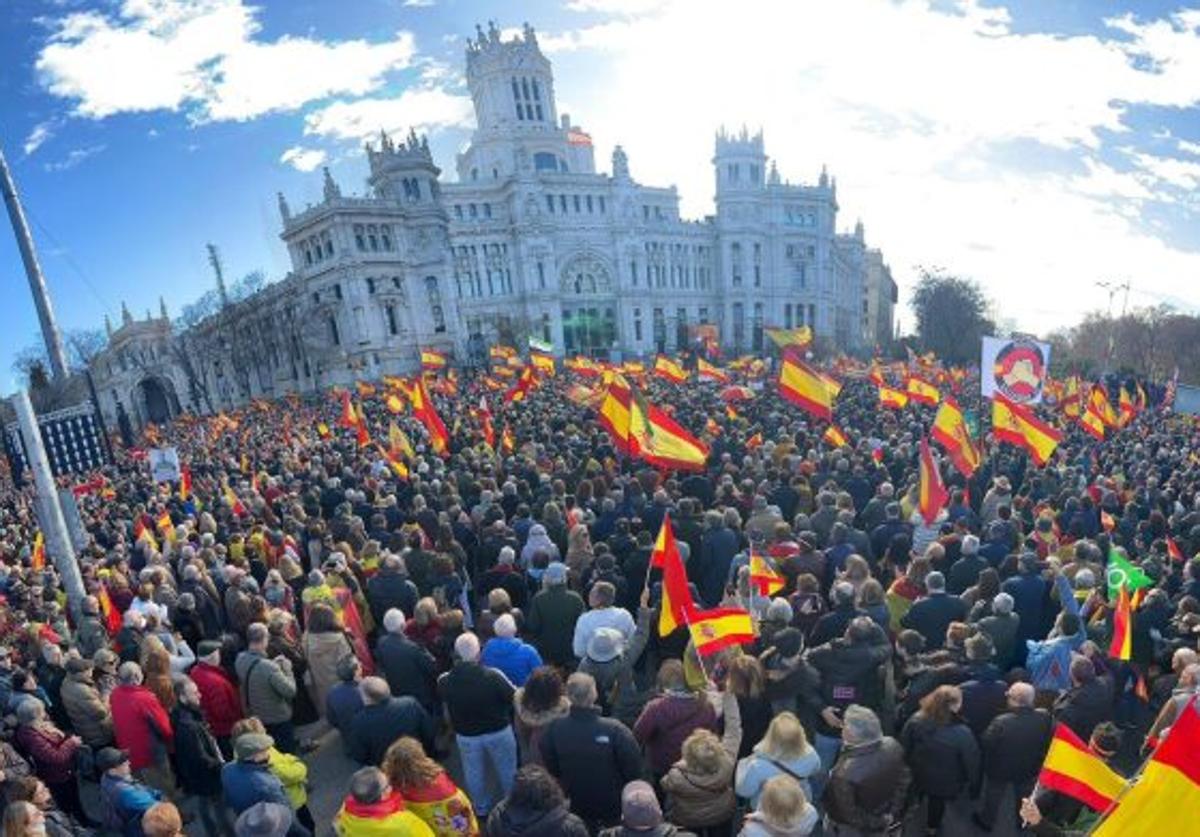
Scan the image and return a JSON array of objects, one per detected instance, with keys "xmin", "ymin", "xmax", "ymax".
[
  {"xmin": 484, "ymin": 765, "xmax": 590, "ymax": 837},
  {"xmin": 170, "ymin": 678, "xmax": 225, "ymax": 837},
  {"xmin": 540, "ymin": 673, "xmax": 643, "ymax": 831},
  {"xmin": 900, "ymin": 572, "xmax": 968, "ymax": 649},
  {"xmin": 975, "ymin": 682, "xmax": 1054, "ymax": 832},
  {"xmin": 899, "ymin": 684, "xmax": 981, "ymax": 834},
  {"xmin": 365, "ymin": 555, "xmax": 419, "ymax": 628},
  {"xmin": 958, "ymin": 635, "xmax": 1009, "ymax": 738},
  {"xmin": 374, "ymin": 609, "xmax": 438, "ymax": 712},
  {"xmin": 347, "ymin": 677, "xmax": 435, "ymax": 765},
  {"xmin": 1052, "ymin": 657, "xmax": 1112, "ymax": 741},
  {"xmin": 947, "ymin": 535, "xmax": 988, "ymax": 595}
]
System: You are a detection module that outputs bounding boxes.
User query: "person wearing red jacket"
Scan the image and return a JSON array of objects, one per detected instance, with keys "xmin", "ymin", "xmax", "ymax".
[
  {"xmin": 110, "ymin": 661, "xmax": 175, "ymax": 797},
  {"xmin": 189, "ymin": 642, "xmax": 244, "ymax": 759}
]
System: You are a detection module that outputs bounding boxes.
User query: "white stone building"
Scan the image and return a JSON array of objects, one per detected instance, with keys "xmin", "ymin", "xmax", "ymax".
[{"xmin": 90, "ymin": 21, "xmax": 893, "ymax": 425}]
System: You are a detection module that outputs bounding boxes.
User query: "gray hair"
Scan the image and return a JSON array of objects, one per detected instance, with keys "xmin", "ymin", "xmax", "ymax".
[
  {"xmin": 383, "ymin": 608, "xmax": 406, "ymax": 634},
  {"xmin": 565, "ymin": 672, "xmax": 598, "ymax": 708},
  {"xmin": 358, "ymin": 676, "xmax": 390, "ymax": 704},
  {"xmin": 454, "ymin": 632, "xmax": 480, "ymax": 663},
  {"xmin": 925, "ymin": 571, "xmax": 946, "ymax": 593},
  {"xmin": 117, "ymin": 661, "xmax": 143, "ymax": 686},
  {"xmin": 992, "ymin": 592, "xmax": 1014, "ymax": 615},
  {"xmin": 15, "ymin": 699, "xmax": 44, "ymax": 725},
  {"xmin": 842, "ymin": 704, "xmax": 882, "ymax": 746},
  {"xmin": 1008, "ymin": 682, "xmax": 1035, "ymax": 707},
  {"xmin": 961, "ymin": 535, "xmax": 980, "ymax": 555}
]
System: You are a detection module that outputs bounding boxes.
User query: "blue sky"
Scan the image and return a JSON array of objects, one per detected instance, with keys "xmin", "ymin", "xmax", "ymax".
[{"xmin": 2, "ymin": 0, "xmax": 1200, "ymax": 382}]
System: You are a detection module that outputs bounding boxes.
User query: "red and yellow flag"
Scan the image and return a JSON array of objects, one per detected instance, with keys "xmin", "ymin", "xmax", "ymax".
[
  {"xmin": 597, "ymin": 373, "xmax": 634, "ymax": 454},
  {"xmin": 689, "ymin": 606, "xmax": 756, "ymax": 656},
  {"xmin": 697, "ymin": 357, "xmax": 729, "ymax": 384},
  {"xmin": 931, "ymin": 397, "xmax": 980, "ymax": 477},
  {"xmin": 375, "ymin": 443, "xmax": 409, "ymax": 480},
  {"xmin": 652, "ymin": 514, "xmax": 695, "ymax": 637},
  {"xmin": 501, "ymin": 425, "xmax": 516, "ymax": 454},
  {"xmin": 879, "ymin": 385, "xmax": 909, "ymax": 410},
  {"xmin": 749, "ymin": 551, "xmax": 784, "ymax": 596},
  {"xmin": 420, "ymin": 348, "xmax": 447, "ymax": 370},
  {"xmin": 504, "ymin": 366, "xmax": 537, "ymax": 404},
  {"xmin": 1038, "ymin": 723, "xmax": 1125, "ymax": 812},
  {"xmin": 629, "ymin": 388, "xmax": 709, "ymax": 472},
  {"xmin": 388, "ymin": 422, "xmax": 415, "ymax": 460},
  {"xmin": 530, "ymin": 351, "xmax": 556, "ymax": 375},
  {"xmin": 156, "ymin": 511, "xmax": 176, "ymax": 544},
  {"xmin": 918, "ymin": 438, "xmax": 949, "ymax": 525},
  {"xmin": 654, "ymin": 356, "xmax": 688, "ymax": 384},
  {"xmin": 1118, "ymin": 387, "xmax": 1136, "ymax": 426},
  {"xmin": 746, "ymin": 432, "xmax": 764, "ymax": 450},
  {"xmin": 385, "ymin": 394, "xmax": 405, "ymax": 414},
  {"xmin": 316, "ymin": 421, "xmax": 331, "ymax": 440},
  {"xmin": 905, "ymin": 376, "xmax": 941, "ymax": 407},
  {"xmin": 31, "ymin": 532, "xmax": 45, "ymax": 570},
  {"xmin": 223, "ymin": 483, "xmax": 247, "ymax": 517},
  {"xmin": 992, "ymin": 394, "xmax": 1062, "ymax": 466},
  {"xmin": 1108, "ymin": 584, "xmax": 1132, "ymax": 660},
  {"xmin": 764, "ymin": 325, "xmax": 813, "ymax": 350},
  {"xmin": 822, "ymin": 425, "xmax": 848, "ymax": 448},
  {"xmin": 179, "ymin": 467, "xmax": 192, "ymax": 501},
  {"xmin": 356, "ymin": 380, "xmax": 377, "ymax": 398},
  {"xmin": 338, "ymin": 389, "xmax": 357, "ymax": 429},
  {"xmin": 1081, "ymin": 402, "xmax": 1106, "ymax": 441},
  {"xmin": 478, "ymin": 395, "xmax": 495, "ymax": 449},
  {"xmin": 1089, "ymin": 385, "xmax": 1119, "ymax": 428},
  {"xmin": 1093, "ymin": 695, "xmax": 1200, "ymax": 834},
  {"xmin": 778, "ymin": 350, "xmax": 834, "ymax": 421},
  {"xmin": 409, "ymin": 379, "xmax": 449, "ymax": 455},
  {"xmin": 98, "ymin": 584, "xmax": 122, "ymax": 636}
]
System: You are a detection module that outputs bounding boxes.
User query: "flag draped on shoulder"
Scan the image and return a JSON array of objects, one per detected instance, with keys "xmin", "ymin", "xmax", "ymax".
[
  {"xmin": 778, "ymin": 350, "xmax": 834, "ymax": 421},
  {"xmin": 1037, "ymin": 723, "xmax": 1125, "ymax": 812},
  {"xmin": 1093, "ymin": 698, "xmax": 1200, "ymax": 834},
  {"xmin": 931, "ymin": 397, "xmax": 980, "ymax": 477},
  {"xmin": 991, "ymin": 394, "xmax": 1062, "ymax": 466},
  {"xmin": 918, "ymin": 438, "xmax": 949, "ymax": 525},
  {"xmin": 652, "ymin": 514, "xmax": 695, "ymax": 636}
]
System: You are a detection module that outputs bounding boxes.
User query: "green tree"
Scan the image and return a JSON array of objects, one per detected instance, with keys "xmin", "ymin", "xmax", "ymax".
[{"xmin": 910, "ymin": 269, "xmax": 996, "ymax": 365}]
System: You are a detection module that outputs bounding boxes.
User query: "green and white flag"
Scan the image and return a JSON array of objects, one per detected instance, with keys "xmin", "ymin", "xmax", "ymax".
[{"xmin": 1106, "ymin": 549, "xmax": 1152, "ymax": 599}]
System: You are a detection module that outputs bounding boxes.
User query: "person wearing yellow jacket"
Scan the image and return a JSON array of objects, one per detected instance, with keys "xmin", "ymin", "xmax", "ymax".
[{"xmin": 335, "ymin": 767, "xmax": 433, "ymax": 837}]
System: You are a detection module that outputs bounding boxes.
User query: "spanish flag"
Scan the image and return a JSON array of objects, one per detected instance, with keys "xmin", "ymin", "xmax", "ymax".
[
  {"xmin": 354, "ymin": 402, "xmax": 371, "ymax": 448},
  {"xmin": 1093, "ymin": 697, "xmax": 1200, "ymax": 834},
  {"xmin": 420, "ymin": 348, "xmax": 447, "ymax": 370},
  {"xmin": 697, "ymin": 357, "xmax": 729, "ymax": 384},
  {"xmin": 597, "ymin": 373, "xmax": 633, "ymax": 454},
  {"xmin": 689, "ymin": 606, "xmax": 755, "ymax": 656},
  {"xmin": 316, "ymin": 421, "xmax": 331, "ymax": 440},
  {"xmin": 778, "ymin": 350, "xmax": 834, "ymax": 421},
  {"xmin": 764, "ymin": 325, "xmax": 813, "ymax": 350},
  {"xmin": 156, "ymin": 511, "xmax": 176, "ymax": 544},
  {"xmin": 1081, "ymin": 402, "xmax": 1106, "ymax": 441},
  {"xmin": 565, "ymin": 355, "xmax": 601, "ymax": 377},
  {"xmin": 749, "ymin": 551, "xmax": 785, "ymax": 596},
  {"xmin": 410, "ymin": 379, "xmax": 449, "ymax": 455},
  {"xmin": 1168, "ymin": 537, "xmax": 1186, "ymax": 563},
  {"xmin": 1062, "ymin": 376, "xmax": 1082, "ymax": 418},
  {"xmin": 375, "ymin": 443, "xmax": 409, "ymax": 480},
  {"xmin": 879, "ymin": 385, "xmax": 909, "ymax": 410},
  {"xmin": 992, "ymin": 394, "xmax": 1062, "ymax": 466},
  {"xmin": 905, "ymin": 376, "xmax": 940, "ymax": 407},
  {"xmin": 652, "ymin": 514, "xmax": 695, "ymax": 637},
  {"xmin": 223, "ymin": 483, "xmax": 247, "ymax": 517},
  {"xmin": 628, "ymin": 388, "xmax": 709, "ymax": 472},
  {"xmin": 1089, "ymin": 385, "xmax": 1119, "ymax": 428},
  {"xmin": 823, "ymin": 424, "xmax": 848, "ymax": 448},
  {"xmin": 1118, "ymin": 387, "xmax": 1136, "ymax": 425},
  {"xmin": 1038, "ymin": 723, "xmax": 1125, "ymax": 812},
  {"xmin": 388, "ymin": 422, "xmax": 415, "ymax": 460},
  {"xmin": 98, "ymin": 583, "xmax": 121, "ymax": 636},
  {"xmin": 478, "ymin": 395, "xmax": 495, "ymax": 449},
  {"xmin": 654, "ymin": 356, "xmax": 688, "ymax": 384},
  {"xmin": 623, "ymin": 360, "xmax": 646, "ymax": 376},
  {"xmin": 746, "ymin": 432, "xmax": 763, "ymax": 450},
  {"xmin": 356, "ymin": 380, "xmax": 377, "ymax": 398},
  {"xmin": 1135, "ymin": 382, "xmax": 1148, "ymax": 411},
  {"xmin": 337, "ymin": 389, "xmax": 357, "ymax": 429},
  {"xmin": 31, "ymin": 532, "xmax": 45, "ymax": 571},
  {"xmin": 931, "ymin": 397, "xmax": 980, "ymax": 477},
  {"xmin": 489, "ymin": 345, "xmax": 515, "ymax": 360},
  {"xmin": 530, "ymin": 351, "xmax": 556, "ymax": 375},
  {"xmin": 1108, "ymin": 584, "xmax": 1132, "ymax": 660},
  {"xmin": 504, "ymin": 366, "xmax": 537, "ymax": 404},
  {"xmin": 385, "ymin": 394, "xmax": 405, "ymax": 414},
  {"xmin": 179, "ymin": 467, "xmax": 192, "ymax": 501},
  {"xmin": 918, "ymin": 438, "xmax": 949, "ymax": 526},
  {"xmin": 501, "ymin": 425, "xmax": 516, "ymax": 454}
]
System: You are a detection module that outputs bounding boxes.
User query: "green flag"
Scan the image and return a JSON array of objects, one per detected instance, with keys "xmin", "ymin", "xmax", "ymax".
[{"xmin": 1106, "ymin": 549, "xmax": 1152, "ymax": 599}]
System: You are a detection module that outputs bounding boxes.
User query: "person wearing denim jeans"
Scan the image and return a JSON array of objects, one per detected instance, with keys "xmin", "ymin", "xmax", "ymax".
[{"xmin": 438, "ymin": 631, "xmax": 517, "ymax": 816}]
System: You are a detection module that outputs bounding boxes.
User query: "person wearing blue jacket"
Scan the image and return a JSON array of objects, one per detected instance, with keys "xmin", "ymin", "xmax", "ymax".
[
  {"xmin": 97, "ymin": 747, "xmax": 162, "ymax": 837},
  {"xmin": 1026, "ymin": 572, "xmax": 1086, "ymax": 694},
  {"xmin": 481, "ymin": 613, "xmax": 542, "ymax": 687}
]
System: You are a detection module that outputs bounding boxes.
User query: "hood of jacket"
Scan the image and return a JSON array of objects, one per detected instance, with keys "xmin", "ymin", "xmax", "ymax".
[
  {"xmin": 491, "ymin": 799, "xmax": 573, "ymax": 834},
  {"xmin": 514, "ymin": 691, "xmax": 569, "ymax": 728}
]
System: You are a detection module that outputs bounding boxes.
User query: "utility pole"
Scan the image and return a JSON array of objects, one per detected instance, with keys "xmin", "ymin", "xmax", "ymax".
[
  {"xmin": 207, "ymin": 243, "xmax": 230, "ymax": 309},
  {"xmin": 0, "ymin": 143, "xmax": 69, "ymax": 379}
]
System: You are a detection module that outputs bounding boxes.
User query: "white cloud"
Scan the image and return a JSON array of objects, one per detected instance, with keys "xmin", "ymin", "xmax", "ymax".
[
  {"xmin": 23, "ymin": 122, "xmax": 54, "ymax": 155},
  {"xmin": 34, "ymin": 0, "xmax": 416, "ymax": 122},
  {"xmin": 1129, "ymin": 152, "xmax": 1200, "ymax": 190},
  {"xmin": 43, "ymin": 144, "xmax": 105, "ymax": 171},
  {"xmin": 524, "ymin": 0, "xmax": 1200, "ymax": 331},
  {"xmin": 402, "ymin": 0, "xmax": 436, "ymax": 6},
  {"xmin": 1179, "ymin": 138, "xmax": 1200, "ymax": 157},
  {"xmin": 303, "ymin": 88, "xmax": 474, "ymax": 144},
  {"xmin": 279, "ymin": 146, "xmax": 327, "ymax": 172}
]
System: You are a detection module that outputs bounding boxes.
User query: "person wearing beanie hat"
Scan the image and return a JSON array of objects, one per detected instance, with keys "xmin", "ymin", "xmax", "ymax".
[
  {"xmin": 526, "ymin": 562, "xmax": 586, "ymax": 668},
  {"xmin": 222, "ymin": 734, "xmax": 292, "ymax": 817},
  {"xmin": 480, "ymin": 614, "xmax": 543, "ymax": 687}
]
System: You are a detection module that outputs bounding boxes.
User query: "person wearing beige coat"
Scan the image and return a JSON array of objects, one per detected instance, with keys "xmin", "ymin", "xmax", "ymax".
[
  {"xmin": 661, "ymin": 691, "xmax": 743, "ymax": 834},
  {"xmin": 302, "ymin": 604, "xmax": 355, "ymax": 720}
]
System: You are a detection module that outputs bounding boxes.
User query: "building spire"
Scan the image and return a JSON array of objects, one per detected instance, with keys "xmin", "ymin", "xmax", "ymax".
[
  {"xmin": 206, "ymin": 243, "xmax": 229, "ymax": 309},
  {"xmin": 121, "ymin": 300, "xmax": 132, "ymax": 326},
  {"xmin": 159, "ymin": 296, "xmax": 169, "ymax": 320},
  {"xmin": 277, "ymin": 191, "xmax": 290, "ymax": 223},
  {"xmin": 322, "ymin": 167, "xmax": 341, "ymax": 201}
]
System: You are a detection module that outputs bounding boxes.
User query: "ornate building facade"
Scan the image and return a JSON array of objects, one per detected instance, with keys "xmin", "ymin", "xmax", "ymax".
[{"xmin": 90, "ymin": 21, "xmax": 895, "ymax": 426}]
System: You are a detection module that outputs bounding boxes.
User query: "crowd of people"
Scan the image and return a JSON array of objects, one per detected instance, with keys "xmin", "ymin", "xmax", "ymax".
[{"xmin": 0, "ymin": 355, "xmax": 1193, "ymax": 837}]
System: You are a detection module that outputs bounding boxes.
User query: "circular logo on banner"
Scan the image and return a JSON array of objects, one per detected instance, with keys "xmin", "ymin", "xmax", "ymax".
[
  {"xmin": 992, "ymin": 338, "xmax": 1046, "ymax": 403},
  {"xmin": 1106, "ymin": 564, "xmax": 1128, "ymax": 591}
]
